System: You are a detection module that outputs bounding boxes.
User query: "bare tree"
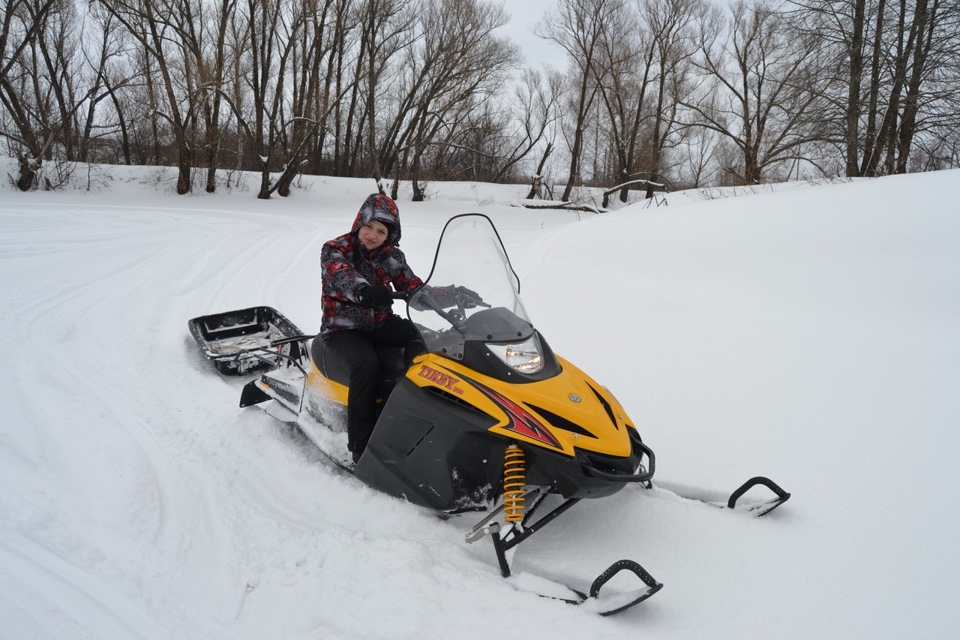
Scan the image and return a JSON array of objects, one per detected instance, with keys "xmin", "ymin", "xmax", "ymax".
[
  {"xmin": 864, "ymin": 0, "xmax": 954, "ymax": 175},
  {"xmin": 30, "ymin": 0, "xmax": 83, "ymax": 161},
  {"xmin": 305, "ymin": 0, "xmax": 360, "ymax": 177},
  {"xmin": 8, "ymin": 0, "xmax": 956, "ymax": 195},
  {"xmin": 82, "ymin": 3, "xmax": 137, "ymax": 165},
  {"xmin": 637, "ymin": 0, "xmax": 704, "ymax": 197},
  {"xmin": 271, "ymin": 0, "xmax": 342, "ymax": 197},
  {"xmin": 591, "ymin": 0, "xmax": 706, "ymax": 202},
  {"xmin": 537, "ymin": 0, "xmax": 622, "ymax": 201},
  {"xmin": 490, "ymin": 67, "xmax": 564, "ymax": 183},
  {"xmin": 77, "ymin": 4, "xmax": 135, "ymax": 164},
  {"xmin": 165, "ymin": 0, "xmax": 239, "ymax": 192},
  {"xmin": 0, "ymin": 0, "xmax": 57, "ymax": 189},
  {"xmin": 98, "ymin": 0, "xmax": 202, "ymax": 194},
  {"xmin": 789, "ymin": 0, "xmax": 960, "ymax": 176},
  {"xmin": 590, "ymin": 0, "xmax": 646, "ymax": 195},
  {"xmin": 357, "ymin": 0, "xmax": 416, "ymax": 190},
  {"xmin": 787, "ymin": 0, "xmax": 868, "ymax": 176},
  {"xmin": 377, "ymin": 0, "xmax": 519, "ymax": 199},
  {"xmin": 682, "ymin": 0, "xmax": 832, "ymax": 184},
  {"xmin": 676, "ymin": 111, "xmax": 721, "ymax": 187},
  {"xmin": 222, "ymin": 0, "xmax": 314, "ymax": 198},
  {"xmin": 908, "ymin": 2, "xmax": 960, "ymax": 171}
]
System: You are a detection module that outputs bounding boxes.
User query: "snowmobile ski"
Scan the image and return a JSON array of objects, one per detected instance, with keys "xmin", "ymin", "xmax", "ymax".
[
  {"xmin": 643, "ymin": 476, "xmax": 791, "ymax": 517},
  {"xmin": 466, "ymin": 488, "xmax": 663, "ymax": 615},
  {"xmin": 504, "ymin": 560, "xmax": 663, "ymax": 616},
  {"xmin": 726, "ymin": 476, "xmax": 791, "ymax": 516}
]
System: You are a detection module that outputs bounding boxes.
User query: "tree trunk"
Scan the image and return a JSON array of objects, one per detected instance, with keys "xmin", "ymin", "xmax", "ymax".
[
  {"xmin": 16, "ymin": 154, "xmax": 38, "ymax": 191},
  {"xmin": 895, "ymin": 0, "xmax": 931, "ymax": 173},
  {"xmin": 744, "ymin": 144, "xmax": 761, "ymax": 184},
  {"xmin": 364, "ymin": 9, "xmax": 382, "ymax": 185},
  {"xmin": 176, "ymin": 144, "xmax": 192, "ymax": 195},
  {"xmin": 273, "ymin": 155, "xmax": 305, "ymax": 197},
  {"xmin": 562, "ymin": 116, "xmax": 586, "ymax": 202},
  {"xmin": 845, "ymin": 0, "xmax": 866, "ymax": 177},
  {"xmin": 526, "ymin": 142, "xmax": 553, "ymax": 199},
  {"xmin": 257, "ymin": 163, "xmax": 271, "ymax": 199},
  {"xmin": 863, "ymin": 0, "xmax": 915, "ymax": 176},
  {"xmin": 860, "ymin": 0, "xmax": 887, "ymax": 175}
]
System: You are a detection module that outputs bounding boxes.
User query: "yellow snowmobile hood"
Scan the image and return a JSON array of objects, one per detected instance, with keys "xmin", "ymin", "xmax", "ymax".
[{"xmin": 407, "ymin": 352, "xmax": 635, "ymax": 458}]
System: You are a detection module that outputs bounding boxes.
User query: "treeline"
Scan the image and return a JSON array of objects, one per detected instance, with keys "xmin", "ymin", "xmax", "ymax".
[{"xmin": 2, "ymin": 0, "xmax": 958, "ymax": 200}]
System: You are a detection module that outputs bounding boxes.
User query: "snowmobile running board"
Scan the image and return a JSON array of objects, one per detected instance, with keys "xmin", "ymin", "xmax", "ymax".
[{"xmin": 466, "ymin": 490, "xmax": 663, "ymax": 616}]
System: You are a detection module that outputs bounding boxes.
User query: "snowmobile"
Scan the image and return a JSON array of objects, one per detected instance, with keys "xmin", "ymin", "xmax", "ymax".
[{"xmin": 189, "ymin": 213, "xmax": 789, "ymax": 616}]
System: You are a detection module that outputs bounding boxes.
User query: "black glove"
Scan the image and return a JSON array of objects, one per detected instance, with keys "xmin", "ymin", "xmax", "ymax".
[
  {"xmin": 409, "ymin": 285, "xmax": 435, "ymax": 311},
  {"xmin": 456, "ymin": 286, "xmax": 484, "ymax": 308},
  {"xmin": 360, "ymin": 284, "xmax": 393, "ymax": 309}
]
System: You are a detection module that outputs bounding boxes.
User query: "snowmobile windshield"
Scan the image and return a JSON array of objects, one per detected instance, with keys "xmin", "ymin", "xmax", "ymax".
[{"xmin": 407, "ymin": 214, "xmax": 534, "ymax": 362}]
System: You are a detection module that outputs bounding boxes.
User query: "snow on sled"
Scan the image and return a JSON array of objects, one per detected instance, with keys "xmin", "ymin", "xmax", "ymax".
[
  {"xmin": 188, "ymin": 306, "xmax": 306, "ymax": 375},
  {"xmin": 190, "ymin": 214, "xmax": 790, "ymax": 617}
]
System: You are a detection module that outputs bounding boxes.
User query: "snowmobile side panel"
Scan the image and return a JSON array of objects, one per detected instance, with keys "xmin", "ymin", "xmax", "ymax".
[
  {"xmin": 355, "ymin": 377, "xmax": 504, "ymax": 511},
  {"xmin": 304, "ymin": 366, "xmax": 349, "ymax": 406},
  {"xmin": 308, "ymin": 339, "xmax": 406, "ymax": 405}
]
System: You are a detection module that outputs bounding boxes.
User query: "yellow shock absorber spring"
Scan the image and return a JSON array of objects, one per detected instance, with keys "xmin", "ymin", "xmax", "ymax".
[{"xmin": 503, "ymin": 444, "xmax": 527, "ymax": 523}]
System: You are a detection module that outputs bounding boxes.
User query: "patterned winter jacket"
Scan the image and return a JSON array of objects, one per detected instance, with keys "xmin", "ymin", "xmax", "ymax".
[{"xmin": 320, "ymin": 194, "xmax": 424, "ymax": 336}]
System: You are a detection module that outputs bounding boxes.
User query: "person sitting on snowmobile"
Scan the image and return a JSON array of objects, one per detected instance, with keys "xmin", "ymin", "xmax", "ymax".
[{"xmin": 320, "ymin": 193, "xmax": 426, "ymax": 463}]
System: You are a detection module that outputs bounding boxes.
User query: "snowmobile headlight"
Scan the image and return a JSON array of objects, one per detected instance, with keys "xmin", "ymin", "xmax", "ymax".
[{"xmin": 487, "ymin": 336, "xmax": 544, "ymax": 374}]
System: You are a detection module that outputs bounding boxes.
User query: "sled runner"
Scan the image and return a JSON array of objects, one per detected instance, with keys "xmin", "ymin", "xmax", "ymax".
[{"xmin": 189, "ymin": 213, "xmax": 789, "ymax": 616}]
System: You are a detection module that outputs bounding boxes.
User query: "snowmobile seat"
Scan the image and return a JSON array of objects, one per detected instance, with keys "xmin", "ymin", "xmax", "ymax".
[{"xmin": 310, "ymin": 336, "xmax": 407, "ymax": 397}]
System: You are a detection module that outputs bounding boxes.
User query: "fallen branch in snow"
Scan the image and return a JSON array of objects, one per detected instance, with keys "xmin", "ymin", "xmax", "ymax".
[{"xmin": 511, "ymin": 199, "xmax": 604, "ymax": 214}]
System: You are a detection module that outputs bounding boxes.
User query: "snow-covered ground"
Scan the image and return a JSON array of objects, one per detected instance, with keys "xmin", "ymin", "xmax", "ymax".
[{"xmin": 1, "ymin": 163, "xmax": 958, "ymax": 639}]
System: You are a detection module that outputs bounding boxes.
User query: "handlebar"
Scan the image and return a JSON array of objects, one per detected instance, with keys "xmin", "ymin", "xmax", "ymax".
[{"xmin": 399, "ymin": 284, "xmax": 489, "ymax": 331}]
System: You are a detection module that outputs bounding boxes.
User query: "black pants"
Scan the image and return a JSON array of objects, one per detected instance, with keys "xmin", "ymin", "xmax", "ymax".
[{"xmin": 324, "ymin": 316, "xmax": 424, "ymax": 456}]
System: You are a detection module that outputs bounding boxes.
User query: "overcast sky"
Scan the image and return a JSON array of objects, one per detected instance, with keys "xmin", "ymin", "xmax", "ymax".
[{"xmin": 496, "ymin": 0, "xmax": 563, "ymax": 70}]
